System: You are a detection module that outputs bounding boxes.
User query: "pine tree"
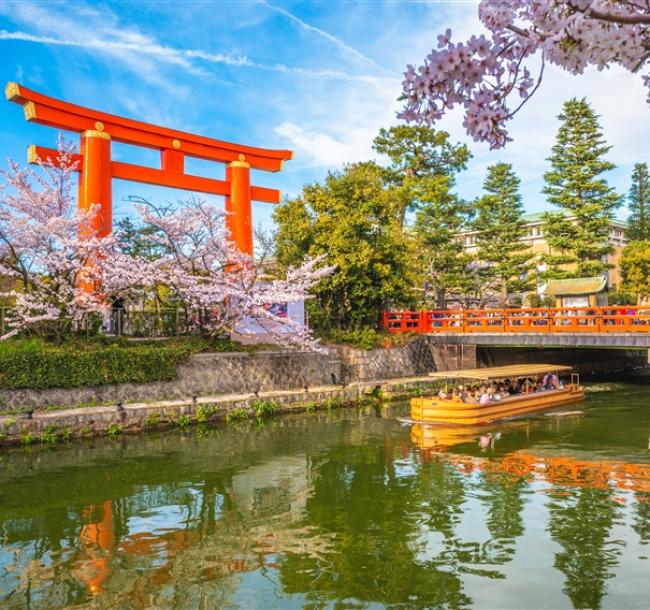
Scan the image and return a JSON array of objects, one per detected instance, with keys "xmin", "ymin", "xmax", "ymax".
[
  {"xmin": 414, "ymin": 175, "xmax": 477, "ymax": 308},
  {"xmin": 627, "ymin": 162, "xmax": 650, "ymax": 241},
  {"xmin": 372, "ymin": 125, "xmax": 470, "ymax": 229},
  {"xmin": 474, "ymin": 163, "xmax": 532, "ymax": 305},
  {"xmin": 542, "ymin": 98, "xmax": 621, "ymax": 279}
]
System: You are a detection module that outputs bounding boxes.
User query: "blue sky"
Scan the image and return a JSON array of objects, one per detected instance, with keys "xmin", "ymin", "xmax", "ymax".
[{"xmin": 1, "ymin": 0, "xmax": 649, "ymax": 238}]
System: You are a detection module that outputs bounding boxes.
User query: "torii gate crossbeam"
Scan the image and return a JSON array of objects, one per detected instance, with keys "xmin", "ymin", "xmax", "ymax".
[{"xmin": 5, "ymin": 82, "xmax": 293, "ymax": 256}]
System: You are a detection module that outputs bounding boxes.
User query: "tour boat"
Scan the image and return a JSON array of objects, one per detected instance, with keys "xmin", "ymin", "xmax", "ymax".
[{"xmin": 410, "ymin": 364, "xmax": 585, "ymax": 425}]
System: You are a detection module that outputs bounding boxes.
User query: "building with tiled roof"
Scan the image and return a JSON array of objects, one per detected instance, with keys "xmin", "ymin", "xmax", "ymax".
[{"xmin": 459, "ymin": 211, "xmax": 628, "ymax": 294}]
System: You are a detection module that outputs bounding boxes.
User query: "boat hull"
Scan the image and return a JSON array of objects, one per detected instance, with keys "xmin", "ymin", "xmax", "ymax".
[{"xmin": 410, "ymin": 387, "xmax": 585, "ymax": 425}]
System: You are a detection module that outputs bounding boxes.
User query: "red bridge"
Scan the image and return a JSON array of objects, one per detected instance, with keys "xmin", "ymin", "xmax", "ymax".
[{"xmin": 382, "ymin": 307, "xmax": 650, "ymax": 350}]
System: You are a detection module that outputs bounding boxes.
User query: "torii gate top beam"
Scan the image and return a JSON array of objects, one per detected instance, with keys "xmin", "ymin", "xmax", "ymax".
[
  {"xmin": 5, "ymin": 82, "xmax": 292, "ymax": 172},
  {"xmin": 5, "ymin": 82, "xmax": 293, "ymax": 257}
]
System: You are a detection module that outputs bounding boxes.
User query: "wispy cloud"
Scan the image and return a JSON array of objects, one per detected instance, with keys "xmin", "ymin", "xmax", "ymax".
[
  {"xmin": 0, "ymin": 28, "xmax": 393, "ymax": 85},
  {"xmin": 259, "ymin": 1, "xmax": 379, "ymax": 68}
]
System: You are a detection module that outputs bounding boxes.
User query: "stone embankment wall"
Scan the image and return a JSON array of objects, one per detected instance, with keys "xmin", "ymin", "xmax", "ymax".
[
  {"xmin": 0, "ymin": 376, "xmax": 442, "ymax": 445},
  {"xmin": 0, "ymin": 338, "xmax": 444, "ymax": 411},
  {"xmin": 1, "ymin": 337, "xmax": 646, "ymax": 412}
]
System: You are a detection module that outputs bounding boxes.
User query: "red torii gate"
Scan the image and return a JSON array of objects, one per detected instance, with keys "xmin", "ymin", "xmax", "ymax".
[{"xmin": 4, "ymin": 82, "xmax": 293, "ymax": 256}]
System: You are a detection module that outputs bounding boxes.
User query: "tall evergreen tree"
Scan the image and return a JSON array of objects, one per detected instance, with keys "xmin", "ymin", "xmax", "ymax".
[
  {"xmin": 414, "ymin": 175, "xmax": 476, "ymax": 308},
  {"xmin": 542, "ymin": 98, "xmax": 621, "ymax": 279},
  {"xmin": 372, "ymin": 125, "xmax": 470, "ymax": 229},
  {"xmin": 474, "ymin": 163, "xmax": 532, "ymax": 305},
  {"xmin": 627, "ymin": 162, "xmax": 650, "ymax": 241}
]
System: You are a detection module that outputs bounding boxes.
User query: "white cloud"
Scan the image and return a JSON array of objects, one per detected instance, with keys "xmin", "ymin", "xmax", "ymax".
[{"xmin": 259, "ymin": 0, "xmax": 379, "ymax": 68}]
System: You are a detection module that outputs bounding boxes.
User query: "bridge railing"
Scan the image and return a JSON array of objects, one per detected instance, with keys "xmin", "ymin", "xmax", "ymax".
[{"xmin": 382, "ymin": 306, "xmax": 650, "ymax": 334}]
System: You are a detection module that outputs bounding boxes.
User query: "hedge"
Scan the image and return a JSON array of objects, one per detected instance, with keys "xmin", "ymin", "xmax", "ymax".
[{"xmin": 0, "ymin": 344, "xmax": 192, "ymax": 390}]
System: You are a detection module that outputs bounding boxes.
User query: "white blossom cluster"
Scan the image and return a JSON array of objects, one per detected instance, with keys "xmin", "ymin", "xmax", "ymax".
[{"xmin": 0, "ymin": 140, "xmax": 333, "ymax": 351}]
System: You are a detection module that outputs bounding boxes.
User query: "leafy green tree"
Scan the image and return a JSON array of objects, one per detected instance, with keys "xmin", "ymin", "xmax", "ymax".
[
  {"xmin": 473, "ymin": 163, "xmax": 532, "ymax": 305},
  {"xmin": 627, "ymin": 162, "xmax": 650, "ymax": 241},
  {"xmin": 273, "ymin": 162, "xmax": 413, "ymax": 331},
  {"xmin": 115, "ymin": 213, "xmax": 169, "ymax": 261},
  {"xmin": 413, "ymin": 175, "xmax": 476, "ymax": 308},
  {"xmin": 542, "ymin": 98, "xmax": 621, "ymax": 279},
  {"xmin": 620, "ymin": 240, "xmax": 650, "ymax": 303},
  {"xmin": 373, "ymin": 125, "xmax": 471, "ymax": 228}
]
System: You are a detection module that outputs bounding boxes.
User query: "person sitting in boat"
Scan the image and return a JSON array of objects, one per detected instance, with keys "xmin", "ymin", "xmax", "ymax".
[
  {"xmin": 450, "ymin": 389, "xmax": 463, "ymax": 403},
  {"xmin": 438, "ymin": 388, "xmax": 450, "ymax": 401},
  {"xmin": 479, "ymin": 388, "xmax": 491, "ymax": 405},
  {"xmin": 543, "ymin": 372, "xmax": 560, "ymax": 390},
  {"xmin": 458, "ymin": 385, "xmax": 469, "ymax": 402}
]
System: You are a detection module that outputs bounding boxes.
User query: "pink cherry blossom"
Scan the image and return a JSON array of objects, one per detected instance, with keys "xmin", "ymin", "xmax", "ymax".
[
  {"xmin": 0, "ymin": 140, "xmax": 334, "ymax": 351},
  {"xmin": 400, "ymin": 1, "xmax": 650, "ymax": 148}
]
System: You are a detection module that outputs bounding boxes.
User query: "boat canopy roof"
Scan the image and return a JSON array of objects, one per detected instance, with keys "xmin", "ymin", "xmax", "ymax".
[{"xmin": 428, "ymin": 363, "xmax": 573, "ymax": 381}]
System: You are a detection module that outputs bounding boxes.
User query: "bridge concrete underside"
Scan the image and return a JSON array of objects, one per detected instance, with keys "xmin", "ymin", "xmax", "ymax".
[{"xmin": 426, "ymin": 333, "xmax": 650, "ymax": 349}]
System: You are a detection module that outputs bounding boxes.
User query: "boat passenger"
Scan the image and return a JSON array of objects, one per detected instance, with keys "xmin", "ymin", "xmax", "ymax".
[
  {"xmin": 479, "ymin": 390, "xmax": 491, "ymax": 405},
  {"xmin": 543, "ymin": 373, "xmax": 560, "ymax": 390},
  {"xmin": 459, "ymin": 385, "xmax": 469, "ymax": 402},
  {"xmin": 451, "ymin": 390, "xmax": 463, "ymax": 403}
]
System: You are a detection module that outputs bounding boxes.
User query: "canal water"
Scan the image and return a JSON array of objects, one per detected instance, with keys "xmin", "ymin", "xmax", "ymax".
[{"xmin": 0, "ymin": 383, "xmax": 649, "ymax": 609}]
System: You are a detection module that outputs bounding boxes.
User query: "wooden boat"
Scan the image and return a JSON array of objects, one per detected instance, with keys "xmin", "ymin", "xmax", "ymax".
[{"xmin": 410, "ymin": 364, "xmax": 585, "ymax": 425}]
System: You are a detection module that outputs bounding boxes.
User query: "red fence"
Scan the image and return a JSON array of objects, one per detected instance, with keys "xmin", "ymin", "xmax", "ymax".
[{"xmin": 382, "ymin": 307, "xmax": 650, "ymax": 334}]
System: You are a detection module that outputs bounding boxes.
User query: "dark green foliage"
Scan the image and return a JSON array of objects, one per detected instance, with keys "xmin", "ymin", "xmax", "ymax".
[
  {"xmin": 0, "ymin": 340, "xmax": 191, "ymax": 390},
  {"xmin": 274, "ymin": 162, "xmax": 414, "ymax": 330},
  {"xmin": 627, "ymin": 163, "xmax": 650, "ymax": 241},
  {"xmin": 176, "ymin": 414, "xmax": 191, "ymax": 428},
  {"xmin": 414, "ymin": 175, "xmax": 476, "ymax": 308},
  {"xmin": 474, "ymin": 163, "xmax": 533, "ymax": 304},
  {"xmin": 106, "ymin": 423, "xmax": 122, "ymax": 437},
  {"xmin": 372, "ymin": 125, "xmax": 471, "ymax": 227},
  {"xmin": 326, "ymin": 328, "xmax": 381, "ymax": 350},
  {"xmin": 40, "ymin": 426, "xmax": 59, "ymax": 444},
  {"xmin": 225, "ymin": 408, "xmax": 248, "ymax": 423},
  {"xmin": 542, "ymin": 98, "xmax": 622, "ymax": 279}
]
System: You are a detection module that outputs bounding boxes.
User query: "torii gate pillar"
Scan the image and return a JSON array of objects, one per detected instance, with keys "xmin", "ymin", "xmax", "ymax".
[
  {"xmin": 79, "ymin": 130, "xmax": 112, "ymax": 237},
  {"xmin": 226, "ymin": 155, "xmax": 253, "ymax": 256}
]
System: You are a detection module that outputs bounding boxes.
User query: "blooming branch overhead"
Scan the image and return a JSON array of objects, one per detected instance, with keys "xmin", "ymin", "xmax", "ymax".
[{"xmin": 400, "ymin": 1, "xmax": 650, "ymax": 148}]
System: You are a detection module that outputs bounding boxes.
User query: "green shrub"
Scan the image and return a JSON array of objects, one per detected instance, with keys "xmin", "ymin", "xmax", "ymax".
[
  {"xmin": 61, "ymin": 427, "xmax": 73, "ymax": 442},
  {"xmin": 0, "ymin": 341, "xmax": 192, "ymax": 390},
  {"xmin": 40, "ymin": 425, "xmax": 59, "ymax": 444},
  {"xmin": 252, "ymin": 399, "xmax": 278, "ymax": 420},
  {"xmin": 106, "ymin": 423, "xmax": 122, "ymax": 437},
  {"xmin": 80, "ymin": 425, "xmax": 92, "ymax": 435},
  {"xmin": 176, "ymin": 414, "xmax": 191, "ymax": 428},
  {"xmin": 327, "ymin": 328, "xmax": 380, "ymax": 350},
  {"xmin": 226, "ymin": 408, "xmax": 248, "ymax": 423},
  {"xmin": 195, "ymin": 405, "xmax": 208, "ymax": 423},
  {"xmin": 20, "ymin": 430, "xmax": 34, "ymax": 445},
  {"xmin": 144, "ymin": 412, "xmax": 161, "ymax": 427}
]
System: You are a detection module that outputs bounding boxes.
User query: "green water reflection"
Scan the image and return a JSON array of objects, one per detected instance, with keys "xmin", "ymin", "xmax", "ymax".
[{"xmin": 0, "ymin": 382, "xmax": 649, "ymax": 609}]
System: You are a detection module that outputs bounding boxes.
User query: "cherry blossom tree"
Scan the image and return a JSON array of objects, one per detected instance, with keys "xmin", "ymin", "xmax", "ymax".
[
  {"xmin": 0, "ymin": 138, "xmax": 111, "ymax": 341},
  {"xmin": 400, "ymin": 1, "xmax": 650, "ymax": 148},
  {"xmin": 120, "ymin": 198, "xmax": 334, "ymax": 350},
  {"xmin": 0, "ymin": 139, "xmax": 333, "ymax": 350}
]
